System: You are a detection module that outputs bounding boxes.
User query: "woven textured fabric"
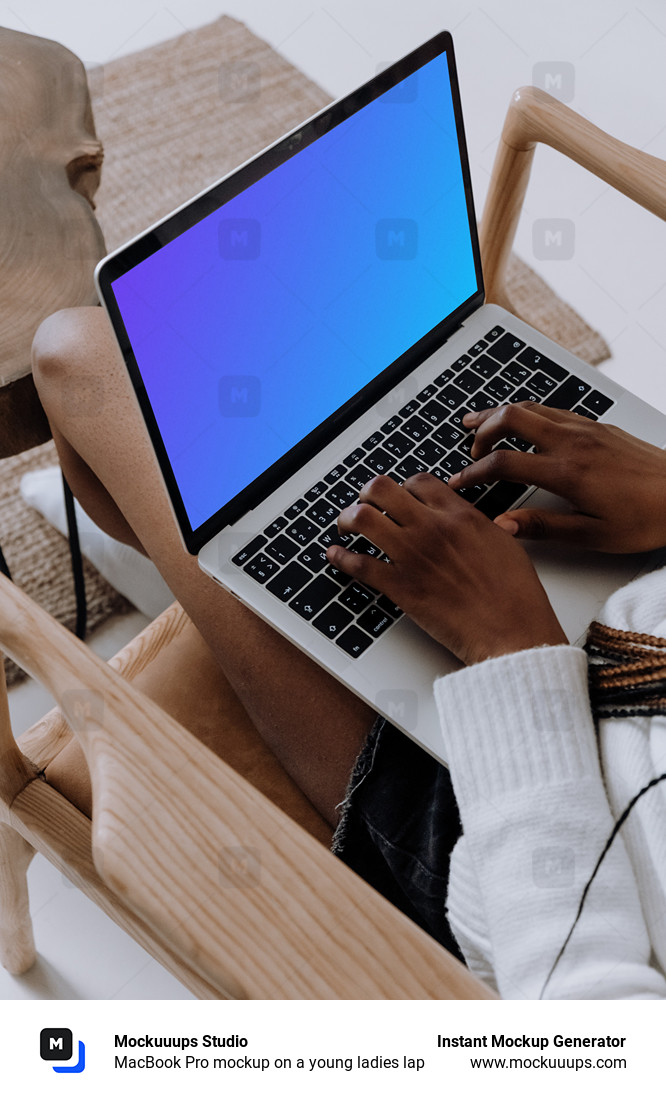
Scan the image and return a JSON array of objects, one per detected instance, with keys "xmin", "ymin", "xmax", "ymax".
[
  {"xmin": 5, "ymin": 15, "xmax": 610, "ymax": 684},
  {"xmin": 0, "ymin": 442, "xmax": 130, "ymax": 685}
]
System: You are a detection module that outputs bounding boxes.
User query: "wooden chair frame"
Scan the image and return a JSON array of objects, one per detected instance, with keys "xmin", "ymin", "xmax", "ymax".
[{"xmin": 1, "ymin": 88, "xmax": 665, "ymax": 1000}]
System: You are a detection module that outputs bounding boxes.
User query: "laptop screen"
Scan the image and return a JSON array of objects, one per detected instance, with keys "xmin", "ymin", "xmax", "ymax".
[{"xmin": 100, "ymin": 34, "xmax": 482, "ymax": 551}]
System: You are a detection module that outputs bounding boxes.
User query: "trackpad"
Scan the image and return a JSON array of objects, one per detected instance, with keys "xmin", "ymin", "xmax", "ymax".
[{"xmin": 521, "ymin": 489, "xmax": 650, "ymax": 644}]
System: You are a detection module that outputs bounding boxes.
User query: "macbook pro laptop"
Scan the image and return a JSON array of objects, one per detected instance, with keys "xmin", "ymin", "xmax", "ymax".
[{"xmin": 95, "ymin": 32, "xmax": 666, "ymax": 764}]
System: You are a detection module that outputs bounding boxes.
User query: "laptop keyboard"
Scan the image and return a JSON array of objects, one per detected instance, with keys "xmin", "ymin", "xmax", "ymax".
[{"xmin": 231, "ymin": 326, "xmax": 614, "ymax": 658}]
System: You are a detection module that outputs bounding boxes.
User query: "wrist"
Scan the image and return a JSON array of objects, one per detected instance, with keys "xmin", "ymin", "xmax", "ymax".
[{"xmin": 465, "ymin": 624, "xmax": 568, "ymax": 666}]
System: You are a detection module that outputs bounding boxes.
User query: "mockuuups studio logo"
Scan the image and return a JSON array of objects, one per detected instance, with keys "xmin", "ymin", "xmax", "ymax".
[
  {"xmin": 375, "ymin": 218, "xmax": 418, "ymax": 260},
  {"xmin": 532, "ymin": 61, "xmax": 575, "ymax": 103},
  {"xmin": 219, "ymin": 375, "xmax": 261, "ymax": 417},
  {"xmin": 532, "ymin": 218, "xmax": 575, "ymax": 260},
  {"xmin": 40, "ymin": 1028, "xmax": 86, "ymax": 1074},
  {"xmin": 376, "ymin": 689, "xmax": 418, "ymax": 730},
  {"xmin": 218, "ymin": 217, "xmax": 261, "ymax": 260}
]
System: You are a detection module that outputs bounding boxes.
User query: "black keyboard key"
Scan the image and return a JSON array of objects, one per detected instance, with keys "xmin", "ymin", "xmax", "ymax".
[
  {"xmin": 264, "ymin": 516, "xmax": 288, "ymax": 537},
  {"xmin": 313, "ymin": 602, "xmax": 354, "ymax": 639},
  {"xmin": 325, "ymin": 563, "xmax": 352, "ymax": 586},
  {"xmin": 457, "ymin": 433, "xmax": 475, "ymax": 457},
  {"xmin": 470, "ymin": 354, "xmax": 502, "ymax": 380},
  {"xmin": 326, "ymin": 481, "xmax": 358, "ymax": 510},
  {"xmin": 287, "ymin": 516, "xmax": 320, "ymax": 545},
  {"xmin": 574, "ymin": 405, "xmax": 598, "ymax": 420},
  {"xmin": 543, "ymin": 375, "xmax": 591, "ymax": 409},
  {"xmin": 362, "ymin": 431, "xmax": 384, "ymax": 450},
  {"xmin": 477, "ymin": 483, "xmax": 529, "ymax": 519},
  {"xmin": 414, "ymin": 439, "xmax": 445, "ymax": 466},
  {"xmin": 341, "ymin": 583, "xmax": 375, "ymax": 614},
  {"xmin": 298, "ymin": 545, "xmax": 328, "ymax": 572},
  {"xmin": 231, "ymin": 534, "xmax": 267, "ymax": 567},
  {"xmin": 325, "ymin": 465, "xmax": 347, "ymax": 484},
  {"xmin": 284, "ymin": 498, "xmax": 307, "ymax": 520},
  {"xmin": 434, "ymin": 367, "xmax": 456, "ymax": 386},
  {"xmin": 365, "ymin": 447, "xmax": 397, "ymax": 475},
  {"xmin": 336, "ymin": 625, "xmax": 374, "ymax": 658},
  {"xmin": 581, "ymin": 389, "xmax": 613, "ymax": 416},
  {"xmin": 376, "ymin": 594, "xmax": 402, "ymax": 618},
  {"xmin": 305, "ymin": 480, "xmax": 327, "ymax": 501},
  {"xmin": 417, "ymin": 383, "xmax": 438, "ymax": 401},
  {"xmin": 306, "ymin": 499, "xmax": 340, "ymax": 527},
  {"xmin": 484, "ymin": 325, "xmax": 505, "ymax": 343},
  {"xmin": 347, "ymin": 463, "xmax": 374, "ymax": 491},
  {"xmin": 351, "ymin": 536, "xmax": 383, "ymax": 558},
  {"xmin": 441, "ymin": 450, "xmax": 473, "ymax": 475},
  {"xmin": 509, "ymin": 387, "xmax": 540, "ymax": 404},
  {"xmin": 485, "ymin": 377, "xmax": 515, "ymax": 401},
  {"xmin": 438, "ymin": 383, "xmax": 468, "ymax": 410},
  {"xmin": 401, "ymin": 415, "xmax": 432, "ymax": 443},
  {"xmin": 488, "ymin": 333, "xmax": 525, "ymax": 363},
  {"xmin": 467, "ymin": 391, "xmax": 498, "ymax": 413},
  {"xmin": 468, "ymin": 339, "xmax": 488, "ymax": 356},
  {"xmin": 289, "ymin": 575, "xmax": 340, "ymax": 619},
  {"xmin": 456, "ymin": 483, "xmax": 485, "ymax": 503},
  {"xmin": 380, "ymin": 415, "xmax": 402, "ymax": 433},
  {"xmin": 432, "ymin": 423, "xmax": 465, "ymax": 449},
  {"xmin": 526, "ymin": 371, "xmax": 558, "ymax": 398},
  {"xmin": 446, "ymin": 409, "xmax": 471, "ymax": 432},
  {"xmin": 455, "ymin": 368, "xmax": 485, "ymax": 396},
  {"xmin": 266, "ymin": 561, "xmax": 311, "ymax": 601},
  {"xmin": 398, "ymin": 398, "xmax": 421, "ymax": 417},
  {"xmin": 344, "ymin": 447, "xmax": 366, "ymax": 467},
  {"xmin": 452, "ymin": 354, "xmax": 471, "ymax": 371},
  {"xmin": 500, "ymin": 363, "xmax": 531, "ymax": 386},
  {"xmin": 265, "ymin": 533, "xmax": 300, "ymax": 565},
  {"xmin": 419, "ymin": 399, "xmax": 450, "ymax": 426},
  {"xmin": 384, "ymin": 431, "xmax": 414, "ymax": 459},
  {"xmin": 357, "ymin": 606, "xmax": 394, "ymax": 638},
  {"xmin": 319, "ymin": 525, "xmax": 353, "ymax": 549},
  {"xmin": 244, "ymin": 553, "xmax": 280, "ymax": 583},
  {"xmin": 516, "ymin": 346, "xmax": 567, "ymax": 382},
  {"xmin": 508, "ymin": 435, "xmax": 532, "ymax": 451},
  {"xmin": 394, "ymin": 456, "xmax": 428, "ymax": 480},
  {"xmin": 431, "ymin": 467, "xmax": 450, "ymax": 482}
]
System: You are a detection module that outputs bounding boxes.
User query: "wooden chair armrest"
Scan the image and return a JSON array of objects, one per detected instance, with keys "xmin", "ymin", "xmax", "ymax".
[
  {"xmin": 480, "ymin": 86, "xmax": 666, "ymax": 311},
  {"xmin": 0, "ymin": 576, "xmax": 494, "ymax": 999}
]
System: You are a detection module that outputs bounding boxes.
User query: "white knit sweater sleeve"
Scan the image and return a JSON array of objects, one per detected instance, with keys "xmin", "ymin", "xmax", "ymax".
[{"xmin": 434, "ymin": 645, "xmax": 666, "ymax": 999}]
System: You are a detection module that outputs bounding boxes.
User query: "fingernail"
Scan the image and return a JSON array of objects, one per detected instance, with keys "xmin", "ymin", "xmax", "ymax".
[{"xmin": 494, "ymin": 516, "xmax": 519, "ymax": 536}]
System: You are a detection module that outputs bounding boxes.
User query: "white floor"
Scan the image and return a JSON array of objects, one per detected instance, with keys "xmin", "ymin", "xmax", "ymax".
[{"xmin": 2, "ymin": 0, "xmax": 665, "ymax": 998}]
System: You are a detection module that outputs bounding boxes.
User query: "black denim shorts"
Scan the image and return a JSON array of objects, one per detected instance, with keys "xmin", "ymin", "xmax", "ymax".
[{"xmin": 332, "ymin": 717, "xmax": 463, "ymax": 960}]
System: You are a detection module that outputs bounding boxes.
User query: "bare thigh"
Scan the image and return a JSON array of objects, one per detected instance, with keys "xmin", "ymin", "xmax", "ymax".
[{"xmin": 32, "ymin": 306, "xmax": 374, "ymax": 827}]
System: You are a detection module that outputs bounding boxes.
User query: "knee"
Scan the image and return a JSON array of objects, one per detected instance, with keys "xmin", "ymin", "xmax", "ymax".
[{"xmin": 32, "ymin": 306, "xmax": 100, "ymax": 391}]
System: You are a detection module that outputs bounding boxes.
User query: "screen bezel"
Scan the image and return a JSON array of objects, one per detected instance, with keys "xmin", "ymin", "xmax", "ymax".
[{"xmin": 96, "ymin": 30, "xmax": 484, "ymax": 555}]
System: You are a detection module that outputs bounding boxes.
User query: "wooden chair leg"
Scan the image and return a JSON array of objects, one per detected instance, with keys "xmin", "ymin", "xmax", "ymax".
[{"xmin": 0, "ymin": 821, "xmax": 36, "ymax": 974}]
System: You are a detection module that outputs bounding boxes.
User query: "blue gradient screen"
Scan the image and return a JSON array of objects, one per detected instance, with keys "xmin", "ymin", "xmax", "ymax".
[{"xmin": 111, "ymin": 51, "xmax": 478, "ymax": 531}]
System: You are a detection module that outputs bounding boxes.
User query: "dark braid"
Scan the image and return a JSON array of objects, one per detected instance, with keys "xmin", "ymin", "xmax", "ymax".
[{"xmin": 585, "ymin": 621, "xmax": 666, "ymax": 719}]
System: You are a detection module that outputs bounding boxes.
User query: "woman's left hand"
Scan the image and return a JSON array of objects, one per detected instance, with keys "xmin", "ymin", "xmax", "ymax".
[{"xmin": 327, "ymin": 472, "xmax": 567, "ymax": 665}]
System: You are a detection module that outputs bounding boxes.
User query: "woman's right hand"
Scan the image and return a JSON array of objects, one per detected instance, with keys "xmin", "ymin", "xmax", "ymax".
[{"xmin": 448, "ymin": 403, "xmax": 666, "ymax": 553}]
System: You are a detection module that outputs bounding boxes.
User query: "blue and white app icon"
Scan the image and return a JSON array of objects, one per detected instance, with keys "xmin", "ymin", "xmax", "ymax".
[{"xmin": 40, "ymin": 1028, "xmax": 86, "ymax": 1073}]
